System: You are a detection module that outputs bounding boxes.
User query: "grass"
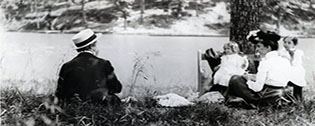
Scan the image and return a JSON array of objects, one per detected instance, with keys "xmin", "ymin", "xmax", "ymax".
[
  {"xmin": 1, "ymin": 52, "xmax": 315, "ymax": 126},
  {"xmin": 1, "ymin": 41, "xmax": 314, "ymax": 125},
  {"xmin": 128, "ymin": 52, "xmax": 160, "ymax": 96},
  {"xmin": 1, "ymin": 85, "xmax": 315, "ymax": 126}
]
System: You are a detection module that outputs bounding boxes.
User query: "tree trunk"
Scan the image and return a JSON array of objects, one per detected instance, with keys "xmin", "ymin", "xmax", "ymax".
[
  {"xmin": 276, "ymin": 9, "xmax": 282, "ymax": 35},
  {"xmin": 34, "ymin": 0, "xmax": 40, "ymax": 29},
  {"xmin": 19, "ymin": 0, "xmax": 24, "ymax": 5},
  {"xmin": 230, "ymin": 0, "xmax": 264, "ymax": 54},
  {"xmin": 140, "ymin": 0, "xmax": 145, "ymax": 24},
  {"xmin": 72, "ymin": 0, "xmax": 88, "ymax": 28},
  {"xmin": 81, "ymin": 1, "xmax": 87, "ymax": 28},
  {"xmin": 31, "ymin": 0, "xmax": 35, "ymax": 12},
  {"xmin": 124, "ymin": 16, "xmax": 127, "ymax": 30},
  {"xmin": 310, "ymin": 0, "xmax": 315, "ymax": 9},
  {"xmin": 195, "ymin": 0, "xmax": 199, "ymax": 17}
]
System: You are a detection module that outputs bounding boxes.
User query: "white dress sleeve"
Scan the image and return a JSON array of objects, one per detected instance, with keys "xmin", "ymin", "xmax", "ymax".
[
  {"xmin": 292, "ymin": 50, "xmax": 304, "ymax": 66},
  {"xmin": 241, "ymin": 56, "xmax": 249, "ymax": 70},
  {"xmin": 290, "ymin": 49, "xmax": 307, "ymax": 87},
  {"xmin": 247, "ymin": 60, "xmax": 269, "ymax": 92},
  {"xmin": 278, "ymin": 48, "xmax": 291, "ymax": 61}
]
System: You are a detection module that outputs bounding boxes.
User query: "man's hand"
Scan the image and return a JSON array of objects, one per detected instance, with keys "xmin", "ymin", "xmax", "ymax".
[{"xmin": 89, "ymin": 88, "xmax": 109, "ymax": 101}]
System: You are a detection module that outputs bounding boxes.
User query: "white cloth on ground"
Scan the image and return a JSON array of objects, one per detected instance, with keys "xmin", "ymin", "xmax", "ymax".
[{"xmin": 153, "ymin": 93, "xmax": 194, "ymax": 107}]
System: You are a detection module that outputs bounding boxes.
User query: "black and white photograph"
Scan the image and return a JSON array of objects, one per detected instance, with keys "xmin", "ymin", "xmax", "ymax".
[{"xmin": 1, "ymin": 0, "xmax": 315, "ymax": 125}]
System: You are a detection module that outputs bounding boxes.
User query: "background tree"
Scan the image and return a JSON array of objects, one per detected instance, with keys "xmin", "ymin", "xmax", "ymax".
[
  {"xmin": 140, "ymin": 0, "xmax": 145, "ymax": 24},
  {"xmin": 194, "ymin": 0, "xmax": 201, "ymax": 17},
  {"xmin": 169, "ymin": 0, "xmax": 189, "ymax": 18},
  {"xmin": 114, "ymin": 0, "xmax": 132, "ymax": 29},
  {"xmin": 309, "ymin": 0, "xmax": 315, "ymax": 9},
  {"xmin": 229, "ymin": 0, "xmax": 264, "ymax": 54},
  {"xmin": 0, "ymin": 0, "xmax": 18, "ymax": 22},
  {"xmin": 33, "ymin": 0, "xmax": 41, "ymax": 29},
  {"xmin": 263, "ymin": 0, "xmax": 295, "ymax": 34},
  {"xmin": 71, "ymin": 0, "xmax": 88, "ymax": 28}
]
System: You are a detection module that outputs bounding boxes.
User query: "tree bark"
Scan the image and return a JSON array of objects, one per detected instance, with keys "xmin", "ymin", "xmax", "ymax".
[
  {"xmin": 276, "ymin": 7, "xmax": 282, "ymax": 34},
  {"xmin": 81, "ymin": 1, "xmax": 87, "ymax": 28},
  {"xmin": 230, "ymin": 0, "xmax": 264, "ymax": 54},
  {"xmin": 195, "ymin": 1, "xmax": 199, "ymax": 17},
  {"xmin": 140, "ymin": 0, "xmax": 145, "ymax": 24},
  {"xmin": 34, "ymin": 0, "xmax": 40, "ymax": 29}
]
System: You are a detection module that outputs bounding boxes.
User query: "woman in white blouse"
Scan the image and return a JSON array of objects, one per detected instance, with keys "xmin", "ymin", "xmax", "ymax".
[{"xmin": 227, "ymin": 39, "xmax": 292, "ymax": 106}]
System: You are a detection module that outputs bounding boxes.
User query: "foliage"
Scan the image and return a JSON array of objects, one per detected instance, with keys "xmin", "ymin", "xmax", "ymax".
[
  {"xmin": 129, "ymin": 51, "xmax": 160, "ymax": 96},
  {"xmin": 1, "ymin": 0, "xmax": 315, "ymax": 32},
  {"xmin": 262, "ymin": 0, "xmax": 315, "ymax": 29},
  {"xmin": 87, "ymin": 8, "xmax": 118, "ymax": 23}
]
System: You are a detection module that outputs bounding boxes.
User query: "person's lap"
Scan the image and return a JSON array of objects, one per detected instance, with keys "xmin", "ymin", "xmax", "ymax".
[
  {"xmin": 227, "ymin": 75, "xmax": 260, "ymax": 104},
  {"xmin": 227, "ymin": 75, "xmax": 294, "ymax": 106}
]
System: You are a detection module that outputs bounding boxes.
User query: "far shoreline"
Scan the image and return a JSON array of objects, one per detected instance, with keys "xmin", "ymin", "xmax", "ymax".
[{"xmin": 4, "ymin": 30, "xmax": 315, "ymax": 38}]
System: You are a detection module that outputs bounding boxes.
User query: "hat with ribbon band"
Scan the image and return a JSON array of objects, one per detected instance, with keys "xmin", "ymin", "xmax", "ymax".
[{"xmin": 72, "ymin": 29, "xmax": 102, "ymax": 49}]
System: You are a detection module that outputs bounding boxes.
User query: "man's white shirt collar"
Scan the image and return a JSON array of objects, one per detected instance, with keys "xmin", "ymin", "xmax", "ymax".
[{"xmin": 80, "ymin": 50, "xmax": 96, "ymax": 56}]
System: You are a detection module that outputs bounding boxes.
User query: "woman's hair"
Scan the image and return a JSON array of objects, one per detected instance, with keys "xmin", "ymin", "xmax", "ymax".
[
  {"xmin": 259, "ymin": 39, "xmax": 279, "ymax": 51},
  {"xmin": 224, "ymin": 41, "xmax": 240, "ymax": 53},
  {"xmin": 283, "ymin": 36, "xmax": 298, "ymax": 45}
]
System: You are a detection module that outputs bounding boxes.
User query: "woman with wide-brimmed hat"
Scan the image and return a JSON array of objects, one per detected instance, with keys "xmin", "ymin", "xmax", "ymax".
[{"xmin": 227, "ymin": 39, "xmax": 295, "ymax": 107}]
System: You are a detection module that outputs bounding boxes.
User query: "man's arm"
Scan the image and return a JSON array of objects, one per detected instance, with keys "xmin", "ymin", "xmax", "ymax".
[
  {"xmin": 55, "ymin": 65, "xmax": 66, "ymax": 99},
  {"xmin": 105, "ymin": 61, "xmax": 122, "ymax": 94}
]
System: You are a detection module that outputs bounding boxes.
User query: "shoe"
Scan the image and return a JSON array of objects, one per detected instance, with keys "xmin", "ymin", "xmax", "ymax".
[
  {"xmin": 226, "ymin": 96, "xmax": 245, "ymax": 103},
  {"xmin": 226, "ymin": 96, "xmax": 256, "ymax": 109}
]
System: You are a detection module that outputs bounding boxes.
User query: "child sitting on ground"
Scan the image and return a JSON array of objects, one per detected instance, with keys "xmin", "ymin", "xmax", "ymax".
[
  {"xmin": 204, "ymin": 41, "xmax": 249, "ymax": 95},
  {"xmin": 278, "ymin": 36, "xmax": 307, "ymax": 101}
]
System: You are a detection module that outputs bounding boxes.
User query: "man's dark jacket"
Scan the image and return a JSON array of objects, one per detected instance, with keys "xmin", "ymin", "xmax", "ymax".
[{"xmin": 56, "ymin": 52, "xmax": 122, "ymax": 101}]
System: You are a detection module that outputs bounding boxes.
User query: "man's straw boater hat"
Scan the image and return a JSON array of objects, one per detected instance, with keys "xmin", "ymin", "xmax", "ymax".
[{"xmin": 72, "ymin": 29, "xmax": 102, "ymax": 49}]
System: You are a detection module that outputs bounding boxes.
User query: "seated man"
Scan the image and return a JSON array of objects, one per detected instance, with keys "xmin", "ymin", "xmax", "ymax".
[
  {"xmin": 55, "ymin": 29, "xmax": 122, "ymax": 106},
  {"xmin": 227, "ymin": 39, "xmax": 294, "ymax": 106}
]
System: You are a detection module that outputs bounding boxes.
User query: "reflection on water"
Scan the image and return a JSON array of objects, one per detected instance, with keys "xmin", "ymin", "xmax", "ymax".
[{"xmin": 1, "ymin": 32, "xmax": 315, "ymax": 94}]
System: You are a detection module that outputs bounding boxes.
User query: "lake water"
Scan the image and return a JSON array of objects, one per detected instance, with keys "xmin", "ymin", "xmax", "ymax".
[{"xmin": 1, "ymin": 32, "xmax": 315, "ymax": 94}]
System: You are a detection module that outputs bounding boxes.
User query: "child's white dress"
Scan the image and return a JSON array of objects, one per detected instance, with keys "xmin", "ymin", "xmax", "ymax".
[
  {"xmin": 213, "ymin": 54, "xmax": 248, "ymax": 87},
  {"xmin": 278, "ymin": 48, "xmax": 307, "ymax": 87}
]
